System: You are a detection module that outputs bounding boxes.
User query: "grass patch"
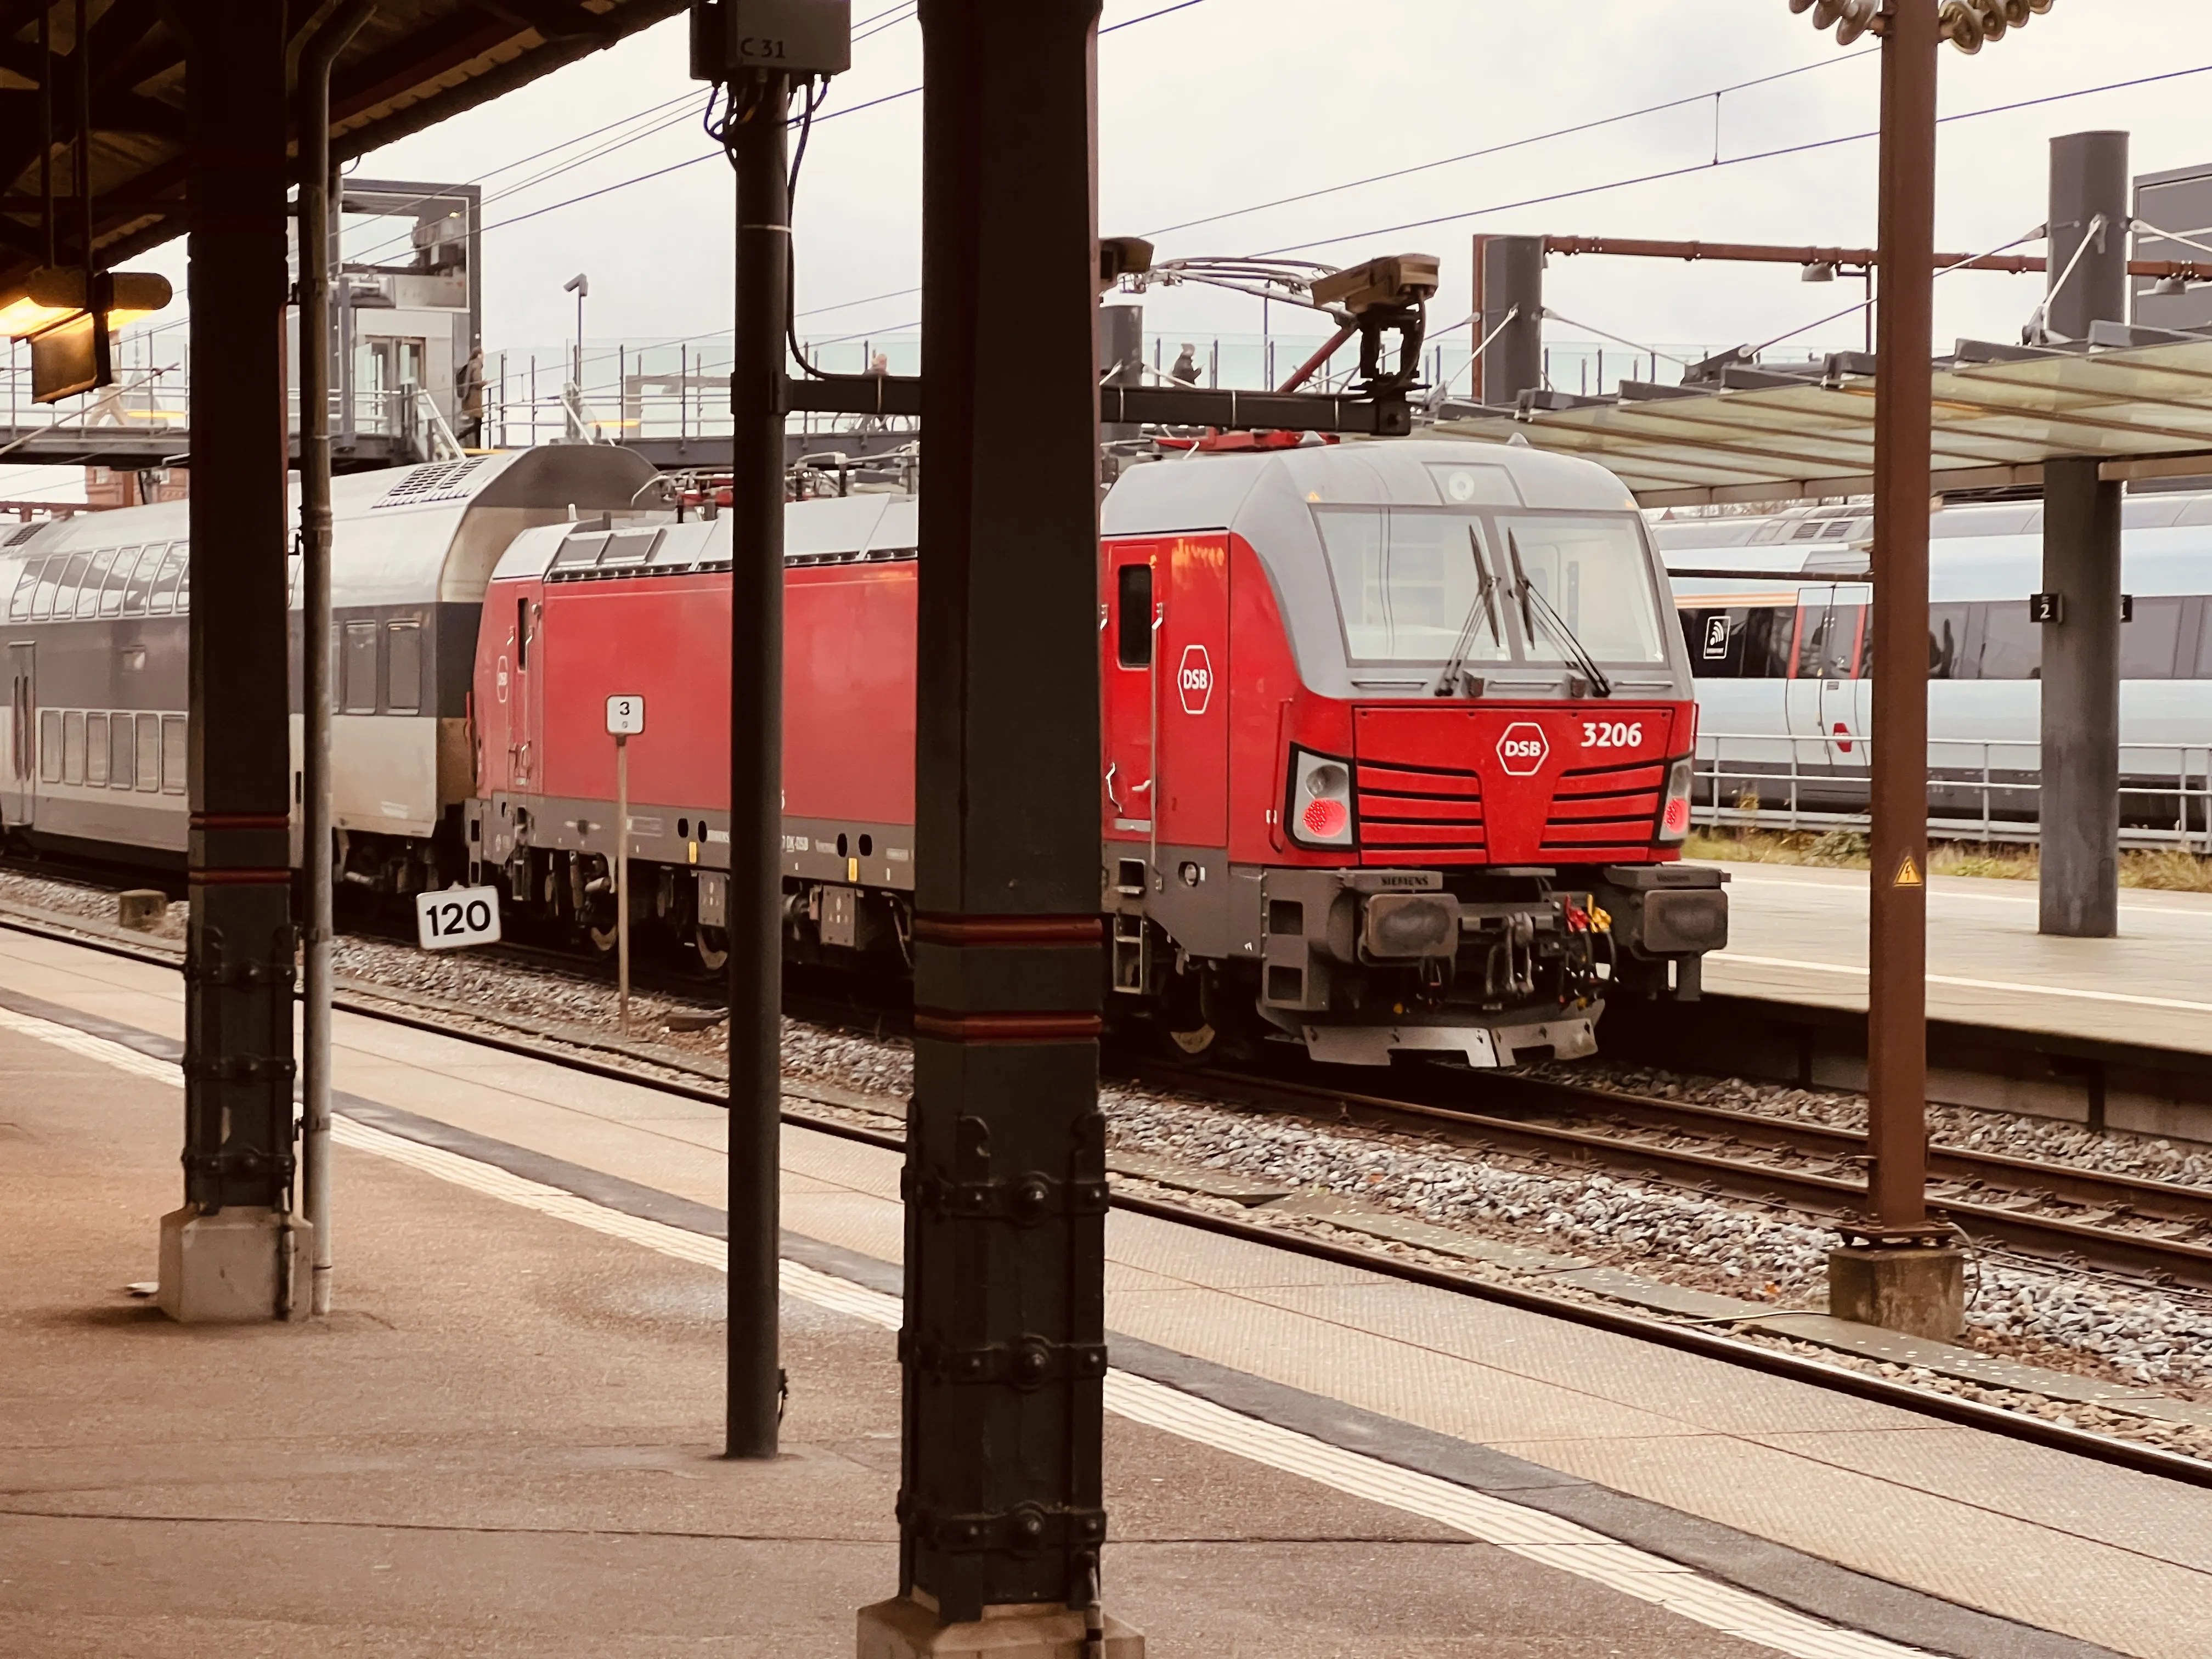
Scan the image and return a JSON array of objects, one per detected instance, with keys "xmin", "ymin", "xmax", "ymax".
[{"xmin": 1684, "ymin": 828, "xmax": 2212, "ymax": 891}]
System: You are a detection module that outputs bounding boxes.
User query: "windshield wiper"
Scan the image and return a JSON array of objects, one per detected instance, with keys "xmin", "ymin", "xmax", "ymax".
[
  {"xmin": 1434, "ymin": 524, "xmax": 1500, "ymax": 697},
  {"xmin": 1508, "ymin": 531, "xmax": 1613, "ymax": 698}
]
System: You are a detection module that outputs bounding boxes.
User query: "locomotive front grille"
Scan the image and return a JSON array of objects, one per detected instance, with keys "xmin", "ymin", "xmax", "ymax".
[
  {"xmin": 1355, "ymin": 759, "xmax": 1486, "ymax": 862},
  {"xmin": 1540, "ymin": 758, "xmax": 1664, "ymax": 855}
]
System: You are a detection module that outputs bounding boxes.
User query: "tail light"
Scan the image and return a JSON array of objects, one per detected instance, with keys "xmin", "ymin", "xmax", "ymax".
[
  {"xmin": 1287, "ymin": 746, "xmax": 1355, "ymax": 849},
  {"xmin": 1655, "ymin": 756, "xmax": 1694, "ymax": 845}
]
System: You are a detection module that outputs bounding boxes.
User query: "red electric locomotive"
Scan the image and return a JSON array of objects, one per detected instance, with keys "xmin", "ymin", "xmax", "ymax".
[{"xmin": 468, "ymin": 438, "xmax": 1726, "ymax": 1067}]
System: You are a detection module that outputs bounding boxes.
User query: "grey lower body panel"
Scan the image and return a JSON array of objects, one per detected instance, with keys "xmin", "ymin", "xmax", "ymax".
[{"xmin": 1297, "ymin": 1008, "xmax": 1602, "ymax": 1069}]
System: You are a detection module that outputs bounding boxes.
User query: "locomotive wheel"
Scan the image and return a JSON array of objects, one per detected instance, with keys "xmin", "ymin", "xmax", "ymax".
[
  {"xmin": 1156, "ymin": 966, "xmax": 1222, "ymax": 1066},
  {"xmin": 695, "ymin": 927, "xmax": 730, "ymax": 974},
  {"xmin": 1160, "ymin": 1018, "xmax": 1220, "ymax": 1065}
]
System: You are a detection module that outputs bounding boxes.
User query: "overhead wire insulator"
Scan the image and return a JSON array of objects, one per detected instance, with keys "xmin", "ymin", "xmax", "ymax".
[{"xmin": 1939, "ymin": 0, "xmax": 1985, "ymax": 52}]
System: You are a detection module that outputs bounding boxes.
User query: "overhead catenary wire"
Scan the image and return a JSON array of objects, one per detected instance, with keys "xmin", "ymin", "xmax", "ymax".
[{"xmin": 1260, "ymin": 59, "xmax": 2212, "ymax": 259}]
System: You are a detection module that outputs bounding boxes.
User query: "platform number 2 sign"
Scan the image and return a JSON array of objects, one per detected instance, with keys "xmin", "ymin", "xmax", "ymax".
[{"xmin": 416, "ymin": 885, "xmax": 503, "ymax": 951}]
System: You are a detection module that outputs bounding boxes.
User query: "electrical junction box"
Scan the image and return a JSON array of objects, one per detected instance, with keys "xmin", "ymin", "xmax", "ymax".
[{"xmin": 691, "ymin": 0, "xmax": 851, "ymax": 78}]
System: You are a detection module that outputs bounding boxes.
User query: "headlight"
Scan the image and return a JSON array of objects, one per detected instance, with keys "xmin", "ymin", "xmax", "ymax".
[
  {"xmin": 1287, "ymin": 746, "xmax": 1355, "ymax": 849},
  {"xmin": 1656, "ymin": 755, "xmax": 1694, "ymax": 845}
]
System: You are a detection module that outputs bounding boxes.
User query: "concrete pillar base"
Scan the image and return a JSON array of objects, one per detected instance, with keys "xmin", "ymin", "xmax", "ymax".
[
  {"xmin": 1827, "ymin": 1244, "xmax": 1966, "ymax": 1341},
  {"xmin": 156, "ymin": 1205, "xmax": 311, "ymax": 1324},
  {"xmin": 857, "ymin": 1597, "xmax": 1143, "ymax": 1658}
]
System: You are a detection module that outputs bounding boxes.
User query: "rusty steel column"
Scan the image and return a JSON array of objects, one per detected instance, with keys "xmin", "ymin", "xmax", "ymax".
[
  {"xmin": 1829, "ymin": 0, "xmax": 1963, "ymax": 1341},
  {"xmin": 856, "ymin": 2, "xmax": 1140, "ymax": 1655},
  {"xmin": 159, "ymin": 0, "xmax": 305, "ymax": 1324}
]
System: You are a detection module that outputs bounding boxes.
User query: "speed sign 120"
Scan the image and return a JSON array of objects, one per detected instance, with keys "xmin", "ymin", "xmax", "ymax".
[{"xmin": 415, "ymin": 885, "xmax": 503, "ymax": 951}]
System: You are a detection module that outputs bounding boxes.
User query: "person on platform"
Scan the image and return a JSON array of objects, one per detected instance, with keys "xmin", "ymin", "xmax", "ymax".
[{"xmin": 1170, "ymin": 342, "xmax": 1201, "ymax": 385}]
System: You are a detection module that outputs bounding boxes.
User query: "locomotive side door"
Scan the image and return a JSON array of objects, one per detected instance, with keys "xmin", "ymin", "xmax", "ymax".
[
  {"xmin": 1152, "ymin": 535, "xmax": 1230, "ymax": 850},
  {"xmin": 1101, "ymin": 542, "xmax": 1159, "ymax": 838},
  {"xmin": 4, "ymin": 641, "xmax": 30, "ymax": 830},
  {"xmin": 509, "ymin": 588, "xmax": 542, "ymax": 792}
]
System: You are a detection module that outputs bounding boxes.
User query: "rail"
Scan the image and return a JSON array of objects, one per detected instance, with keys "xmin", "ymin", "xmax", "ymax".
[{"xmin": 1692, "ymin": 729, "xmax": 2212, "ymax": 851}]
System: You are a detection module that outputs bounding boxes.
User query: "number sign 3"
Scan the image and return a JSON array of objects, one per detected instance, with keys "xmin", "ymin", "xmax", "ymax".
[{"xmin": 416, "ymin": 885, "xmax": 503, "ymax": 951}]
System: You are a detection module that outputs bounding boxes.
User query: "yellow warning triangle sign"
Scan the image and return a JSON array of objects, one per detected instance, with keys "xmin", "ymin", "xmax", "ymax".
[{"xmin": 1894, "ymin": 854, "xmax": 1923, "ymax": 888}]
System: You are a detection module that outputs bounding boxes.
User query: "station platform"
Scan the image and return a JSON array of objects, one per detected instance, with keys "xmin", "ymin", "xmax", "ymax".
[
  {"xmin": 4, "ymin": 923, "xmax": 2207, "ymax": 1659},
  {"xmin": 1705, "ymin": 860, "xmax": 2212, "ymax": 1058}
]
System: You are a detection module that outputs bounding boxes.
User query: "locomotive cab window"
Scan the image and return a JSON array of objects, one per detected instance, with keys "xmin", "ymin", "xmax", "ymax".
[
  {"xmin": 1116, "ymin": 562, "xmax": 1153, "ymax": 667},
  {"xmin": 121, "ymin": 544, "xmax": 163, "ymax": 614},
  {"xmin": 1499, "ymin": 515, "xmax": 1667, "ymax": 665},
  {"xmin": 1315, "ymin": 507, "xmax": 1510, "ymax": 664}
]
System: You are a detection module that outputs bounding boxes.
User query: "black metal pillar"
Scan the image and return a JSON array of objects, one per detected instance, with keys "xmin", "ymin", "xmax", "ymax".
[
  {"xmin": 866, "ymin": 1, "xmax": 1135, "ymax": 1650},
  {"xmin": 1475, "ymin": 233, "xmax": 1543, "ymax": 406},
  {"xmin": 2040, "ymin": 131, "xmax": 2130, "ymax": 939},
  {"xmin": 726, "ymin": 69, "xmax": 790, "ymax": 1460},
  {"xmin": 163, "ymin": 0, "xmax": 300, "ymax": 1322}
]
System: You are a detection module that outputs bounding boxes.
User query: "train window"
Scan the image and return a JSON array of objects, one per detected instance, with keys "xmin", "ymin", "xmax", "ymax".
[
  {"xmin": 121, "ymin": 544, "xmax": 162, "ymax": 614},
  {"xmin": 147, "ymin": 546, "xmax": 185, "ymax": 614},
  {"xmin": 75, "ymin": 550, "xmax": 117, "ymax": 619},
  {"xmin": 515, "ymin": 596, "xmax": 530, "ymax": 670},
  {"xmin": 47, "ymin": 552, "xmax": 88, "ymax": 619},
  {"xmin": 1794, "ymin": 602, "xmax": 1859, "ymax": 679},
  {"xmin": 161, "ymin": 715, "xmax": 186, "ymax": 794},
  {"xmin": 109, "ymin": 714, "xmax": 134, "ymax": 789},
  {"xmin": 38, "ymin": 709, "xmax": 59, "ymax": 781},
  {"xmin": 1316, "ymin": 508, "xmax": 1509, "ymax": 664},
  {"xmin": 62, "ymin": 710, "xmax": 83, "ymax": 784},
  {"xmin": 386, "ymin": 620, "xmax": 422, "ymax": 713},
  {"xmin": 27, "ymin": 555, "xmax": 63, "ymax": 620},
  {"xmin": 7, "ymin": 555, "xmax": 39, "ymax": 620},
  {"xmin": 342, "ymin": 620, "xmax": 379, "ymax": 713},
  {"xmin": 85, "ymin": 714, "xmax": 108, "ymax": 786},
  {"xmin": 1926, "ymin": 603, "xmax": 1972, "ymax": 679},
  {"xmin": 2121, "ymin": 596, "xmax": 2185, "ymax": 680},
  {"xmin": 135, "ymin": 714, "xmax": 159, "ymax": 792},
  {"xmin": 1116, "ymin": 563, "xmax": 1153, "ymax": 667},
  {"xmin": 1501, "ymin": 516, "xmax": 1666, "ymax": 665},
  {"xmin": 172, "ymin": 545, "xmax": 190, "ymax": 613},
  {"xmin": 99, "ymin": 547, "xmax": 136, "ymax": 617},
  {"xmin": 1975, "ymin": 601, "xmax": 2041, "ymax": 679}
]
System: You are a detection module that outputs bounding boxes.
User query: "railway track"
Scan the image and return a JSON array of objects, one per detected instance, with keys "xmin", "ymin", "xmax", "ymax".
[
  {"xmin": 3, "ymin": 893, "xmax": 2210, "ymax": 1489},
  {"xmin": 7, "ymin": 867, "xmax": 2212, "ymax": 1290},
  {"xmin": 1154, "ymin": 1059, "xmax": 2212, "ymax": 1291}
]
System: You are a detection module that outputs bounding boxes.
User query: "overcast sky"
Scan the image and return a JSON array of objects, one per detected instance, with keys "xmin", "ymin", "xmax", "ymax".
[{"xmin": 13, "ymin": 0, "xmax": 2212, "ymax": 497}]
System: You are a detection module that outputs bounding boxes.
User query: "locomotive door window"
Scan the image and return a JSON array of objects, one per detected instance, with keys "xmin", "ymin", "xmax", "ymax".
[
  {"xmin": 1101, "ymin": 546, "xmax": 1157, "ymax": 833},
  {"xmin": 4, "ymin": 641, "xmax": 30, "ymax": 828},
  {"xmin": 1153, "ymin": 536, "xmax": 1230, "ymax": 849},
  {"xmin": 1782, "ymin": 585, "xmax": 1845, "ymax": 775},
  {"xmin": 1816, "ymin": 591, "xmax": 1869, "ymax": 768}
]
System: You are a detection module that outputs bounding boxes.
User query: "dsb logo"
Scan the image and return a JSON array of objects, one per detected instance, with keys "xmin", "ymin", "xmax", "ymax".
[
  {"xmin": 1496, "ymin": 721, "xmax": 1550, "ymax": 776},
  {"xmin": 1178, "ymin": 644, "xmax": 1214, "ymax": 715}
]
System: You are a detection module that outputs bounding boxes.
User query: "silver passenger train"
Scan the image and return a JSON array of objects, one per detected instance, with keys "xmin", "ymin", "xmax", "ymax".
[
  {"xmin": 2, "ymin": 447, "xmax": 658, "ymax": 881},
  {"xmin": 1657, "ymin": 494, "xmax": 2212, "ymax": 833}
]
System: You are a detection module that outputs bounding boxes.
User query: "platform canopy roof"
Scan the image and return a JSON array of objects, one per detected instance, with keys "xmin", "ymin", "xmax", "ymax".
[
  {"xmin": 1430, "ymin": 335, "xmax": 2212, "ymax": 507},
  {"xmin": 0, "ymin": 0, "xmax": 685, "ymax": 298}
]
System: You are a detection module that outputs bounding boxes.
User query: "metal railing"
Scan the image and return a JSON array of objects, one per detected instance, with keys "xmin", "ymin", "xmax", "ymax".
[{"xmin": 1692, "ymin": 730, "xmax": 2212, "ymax": 853}]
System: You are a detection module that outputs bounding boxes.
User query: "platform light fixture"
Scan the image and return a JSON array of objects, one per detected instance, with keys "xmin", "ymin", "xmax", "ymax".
[
  {"xmin": 1802, "ymin": 260, "xmax": 1839, "ymax": 283},
  {"xmin": 0, "ymin": 268, "xmax": 175, "ymax": 404}
]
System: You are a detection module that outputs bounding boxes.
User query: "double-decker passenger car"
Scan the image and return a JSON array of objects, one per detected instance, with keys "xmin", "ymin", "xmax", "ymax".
[
  {"xmin": 1, "ymin": 447, "xmax": 657, "ymax": 880},
  {"xmin": 471, "ymin": 440, "xmax": 1726, "ymax": 1067}
]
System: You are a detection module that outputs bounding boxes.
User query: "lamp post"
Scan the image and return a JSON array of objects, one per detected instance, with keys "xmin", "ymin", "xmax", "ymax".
[{"xmin": 563, "ymin": 272, "xmax": 588, "ymax": 439}]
